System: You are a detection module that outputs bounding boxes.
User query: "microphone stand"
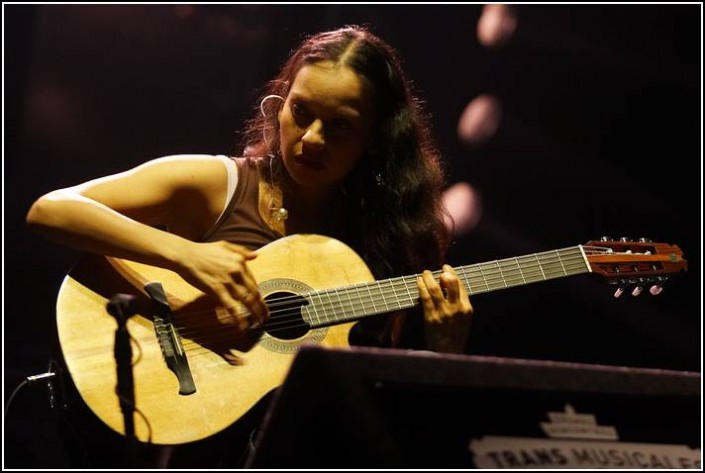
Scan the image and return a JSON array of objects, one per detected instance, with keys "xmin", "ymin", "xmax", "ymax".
[{"xmin": 107, "ymin": 294, "xmax": 140, "ymax": 466}]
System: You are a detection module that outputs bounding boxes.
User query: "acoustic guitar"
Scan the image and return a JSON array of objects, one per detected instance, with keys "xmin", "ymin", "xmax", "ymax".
[{"xmin": 55, "ymin": 234, "xmax": 686, "ymax": 445}]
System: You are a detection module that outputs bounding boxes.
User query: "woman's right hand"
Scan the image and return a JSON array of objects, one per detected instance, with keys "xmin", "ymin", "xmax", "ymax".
[{"xmin": 174, "ymin": 240, "xmax": 269, "ymax": 331}]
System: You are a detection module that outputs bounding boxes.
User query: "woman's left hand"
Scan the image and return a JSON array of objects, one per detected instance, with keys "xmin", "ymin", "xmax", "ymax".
[{"xmin": 417, "ymin": 264, "xmax": 473, "ymax": 353}]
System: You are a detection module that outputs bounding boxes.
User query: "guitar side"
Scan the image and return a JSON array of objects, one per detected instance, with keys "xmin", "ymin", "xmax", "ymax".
[{"xmin": 56, "ymin": 234, "xmax": 372, "ymax": 445}]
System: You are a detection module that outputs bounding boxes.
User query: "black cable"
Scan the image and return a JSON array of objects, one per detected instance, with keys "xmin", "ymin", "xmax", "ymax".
[{"xmin": 3, "ymin": 372, "xmax": 56, "ymax": 419}]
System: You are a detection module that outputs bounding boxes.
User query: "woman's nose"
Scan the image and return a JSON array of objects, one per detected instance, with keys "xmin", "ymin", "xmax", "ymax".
[{"xmin": 301, "ymin": 119, "xmax": 325, "ymax": 147}]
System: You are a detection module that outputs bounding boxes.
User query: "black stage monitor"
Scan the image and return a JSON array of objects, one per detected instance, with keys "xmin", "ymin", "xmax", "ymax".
[{"xmin": 245, "ymin": 345, "xmax": 700, "ymax": 469}]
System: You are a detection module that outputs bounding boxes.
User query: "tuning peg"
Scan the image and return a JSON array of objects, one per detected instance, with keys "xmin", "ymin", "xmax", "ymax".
[
  {"xmin": 631, "ymin": 286, "xmax": 643, "ymax": 297},
  {"xmin": 638, "ymin": 237, "xmax": 653, "ymax": 243},
  {"xmin": 649, "ymin": 285, "xmax": 664, "ymax": 295},
  {"xmin": 619, "ymin": 237, "xmax": 632, "ymax": 242},
  {"xmin": 614, "ymin": 286, "xmax": 626, "ymax": 298},
  {"xmin": 600, "ymin": 236, "xmax": 613, "ymax": 242}
]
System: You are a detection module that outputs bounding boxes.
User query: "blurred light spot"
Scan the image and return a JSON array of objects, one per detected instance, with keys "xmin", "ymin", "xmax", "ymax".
[
  {"xmin": 443, "ymin": 182, "xmax": 483, "ymax": 236},
  {"xmin": 457, "ymin": 94, "xmax": 502, "ymax": 146},
  {"xmin": 477, "ymin": 4, "xmax": 518, "ymax": 49}
]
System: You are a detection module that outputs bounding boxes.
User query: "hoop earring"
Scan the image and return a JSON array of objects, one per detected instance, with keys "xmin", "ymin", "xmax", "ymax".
[
  {"xmin": 260, "ymin": 95, "xmax": 284, "ymax": 154},
  {"xmin": 260, "ymin": 94, "xmax": 285, "ymax": 118}
]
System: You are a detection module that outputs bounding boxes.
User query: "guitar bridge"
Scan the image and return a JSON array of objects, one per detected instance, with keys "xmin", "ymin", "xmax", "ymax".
[{"xmin": 144, "ymin": 282, "xmax": 196, "ymax": 395}]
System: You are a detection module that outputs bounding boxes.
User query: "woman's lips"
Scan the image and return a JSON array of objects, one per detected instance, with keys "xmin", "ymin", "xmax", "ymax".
[{"xmin": 294, "ymin": 154, "xmax": 325, "ymax": 170}]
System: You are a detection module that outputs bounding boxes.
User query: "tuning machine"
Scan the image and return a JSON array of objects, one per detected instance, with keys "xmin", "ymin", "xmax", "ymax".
[{"xmin": 613, "ymin": 276, "xmax": 667, "ymax": 298}]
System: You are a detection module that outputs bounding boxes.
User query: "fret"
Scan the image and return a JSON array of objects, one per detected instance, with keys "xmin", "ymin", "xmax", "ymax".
[
  {"xmin": 565, "ymin": 248, "xmax": 586, "ymax": 275},
  {"xmin": 480, "ymin": 261, "xmax": 504, "ymax": 291},
  {"xmin": 402, "ymin": 276, "xmax": 417, "ymax": 307},
  {"xmin": 333, "ymin": 288, "xmax": 347, "ymax": 320},
  {"xmin": 555, "ymin": 249, "xmax": 568, "ymax": 276},
  {"xmin": 511, "ymin": 254, "xmax": 537, "ymax": 284},
  {"xmin": 494, "ymin": 260, "xmax": 508, "ymax": 288},
  {"xmin": 313, "ymin": 291, "xmax": 326, "ymax": 325},
  {"xmin": 301, "ymin": 304, "xmax": 312, "ymax": 324},
  {"xmin": 344, "ymin": 286, "xmax": 358, "ymax": 319},
  {"xmin": 498, "ymin": 258, "xmax": 523, "ymax": 288},
  {"xmin": 376, "ymin": 280, "xmax": 390, "ymax": 311},
  {"xmin": 323, "ymin": 289, "xmax": 337, "ymax": 323},
  {"xmin": 473, "ymin": 264, "xmax": 491, "ymax": 293},
  {"xmin": 514, "ymin": 257, "xmax": 527, "ymax": 284},
  {"xmin": 389, "ymin": 278, "xmax": 403, "ymax": 310},
  {"xmin": 534, "ymin": 253, "xmax": 548, "ymax": 280},
  {"xmin": 364, "ymin": 283, "xmax": 378, "ymax": 314}
]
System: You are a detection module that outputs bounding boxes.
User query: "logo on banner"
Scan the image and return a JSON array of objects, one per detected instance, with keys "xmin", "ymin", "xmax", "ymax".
[{"xmin": 469, "ymin": 404, "xmax": 701, "ymax": 469}]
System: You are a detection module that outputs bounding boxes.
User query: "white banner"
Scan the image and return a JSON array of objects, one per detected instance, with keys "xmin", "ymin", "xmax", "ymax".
[{"xmin": 469, "ymin": 436, "xmax": 701, "ymax": 469}]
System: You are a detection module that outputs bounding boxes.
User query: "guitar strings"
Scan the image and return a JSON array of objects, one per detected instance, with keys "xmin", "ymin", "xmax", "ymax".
[
  {"xmin": 174, "ymin": 244, "xmax": 663, "ymax": 351},
  {"xmin": 173, "ymin": 249, "xmax": 594, "ymax": 335},
  {"xmin": 174, "ymin": 244, "xmax": 612, "ymax": 323},
  {"xmin": 173, "ymin": 246, "xmax": 624, "ymax": 340},
  {"xmin": 178, "ymin": 255, "xmax": 592, "ymax": 356},
  {"xmin": 164, "ymin": 247, "xmax": 633, "ymax": 354}
]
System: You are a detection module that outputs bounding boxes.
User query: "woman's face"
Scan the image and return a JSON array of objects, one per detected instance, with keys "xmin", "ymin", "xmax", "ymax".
[{"xmin": 278, "ymin": 61, "xmax": 375, "ymax": 192}]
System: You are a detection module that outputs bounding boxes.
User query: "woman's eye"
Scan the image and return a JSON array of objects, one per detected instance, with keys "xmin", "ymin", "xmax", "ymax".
[{"xmin": 292, "ymin": 103, "xmax": 306, "ymax": 116}]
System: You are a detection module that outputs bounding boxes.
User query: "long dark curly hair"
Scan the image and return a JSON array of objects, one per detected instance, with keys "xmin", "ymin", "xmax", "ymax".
[{"xmin": 241, "ymin": 25, "xmax": 450, "ymax": 279}]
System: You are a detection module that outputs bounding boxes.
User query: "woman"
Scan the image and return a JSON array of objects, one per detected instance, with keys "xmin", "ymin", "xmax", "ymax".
[{"xmin": 27, "ymin": 24, "xmax": 472, "ymax": 467}]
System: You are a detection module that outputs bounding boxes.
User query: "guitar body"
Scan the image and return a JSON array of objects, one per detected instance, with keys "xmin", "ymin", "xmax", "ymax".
[
  {"xmin": 56, "ymin": 232, "xmax": 686, "ymax": 446},
  {"xmin": 56, "ymin": 234, "xmax": 373, "ymax": 445}
]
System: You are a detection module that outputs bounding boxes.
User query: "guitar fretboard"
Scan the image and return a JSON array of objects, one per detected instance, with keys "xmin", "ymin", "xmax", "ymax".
[{"xmin": 302, "ymin": 245, "xmax": 590, "ymax": 328}]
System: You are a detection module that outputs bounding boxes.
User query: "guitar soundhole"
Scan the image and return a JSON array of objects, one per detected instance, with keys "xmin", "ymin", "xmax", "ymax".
[{"xmin": 263, "ymin": 291, "xmax": 310, "ymax": 340}]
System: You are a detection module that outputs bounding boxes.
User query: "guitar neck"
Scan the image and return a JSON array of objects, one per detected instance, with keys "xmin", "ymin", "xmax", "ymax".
[{"xmin": 303, "ymin": 245, "xmax": 590, "ymax": 328}]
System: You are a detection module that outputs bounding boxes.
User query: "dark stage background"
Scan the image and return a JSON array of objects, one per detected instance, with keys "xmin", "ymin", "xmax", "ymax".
[{"xmin": 3, "ymin": 4, "xmax": 701, "ymax": 468}]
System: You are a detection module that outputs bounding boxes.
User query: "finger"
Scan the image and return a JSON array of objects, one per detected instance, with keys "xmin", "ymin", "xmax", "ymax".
[
  {"xmin": 227, "ymin": 268, "xmax": 268, "ymax": 324},
  {"xmin": 208, "ymin": 279, "xmax": 259, "ymax": 331},
  {"xmin": 244, "ymin": 252, "xmax": 258, "ymax": 261},
  {"xmin": 228, "ymin": 261, "xmax": 257, "ymax": 286},
  {"xmin": 224, "ymin": 242, "xmax": 259, "ymax": 260},
  {"xmin": 422, "ymin": 270, "xmax": 445, "ymax": 306},
  {"xmin": 419, "ymin": 272, "xmax": 446, "ymax": 324},
  {"xmin": 227, "ymin": 303, "xmax": 261, "ymax": 331},
  {"xmin": 445, "ymin": 265, "xmax": 469, "ymax": 297},
  {"xmin": 229, "ymin": 307, "xmax": 250, "ymax": 332},
  {"xmin": 440, "ymin": 268, "xmax": 460, "ymax": 304},
  {"xmin": 442, "ymin": 265, "xmax": 473, "ymax": 315},
  {"xmin": 239, "ymin": 288, "xmax": 269, "ymax": 327},
  {"xmin": 211, "ymin": 287, "xmax": 239, "ymax": 319},
  {"xmin": 215, "ymin": 304, "xmax": 249, "ymax": 331},
  {"xmin": 417, "ymin": 275, "xmax": 435, "ymax": 315},
  {"xmin": 212, "ymin": 284, "xmax": 255, "ymax": 331}
]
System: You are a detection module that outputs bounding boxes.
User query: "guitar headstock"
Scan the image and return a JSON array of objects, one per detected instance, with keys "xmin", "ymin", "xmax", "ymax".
[{"xmin": 583, "ymin": 237, "xmax": 687, "ymax": 297}]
